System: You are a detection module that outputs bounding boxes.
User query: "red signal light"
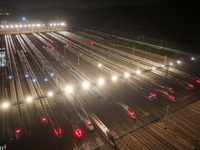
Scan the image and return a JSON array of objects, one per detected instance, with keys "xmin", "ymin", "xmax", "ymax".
[
  {"xmin": 15, "ymin": 129, "xmax": 21, "ymax": 133},
  {"xmin": 87, "ymin": 121, "xmax": 92, "ymax": 125},
  {"xmin": 42, "ymin": 117, "xmax": 46, "ymax": 122}
]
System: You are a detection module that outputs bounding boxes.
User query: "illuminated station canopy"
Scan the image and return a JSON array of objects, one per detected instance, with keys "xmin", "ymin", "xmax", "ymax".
[{"xmin": 0, "ymin": 22, "xmax": 65, "ymax": 29}]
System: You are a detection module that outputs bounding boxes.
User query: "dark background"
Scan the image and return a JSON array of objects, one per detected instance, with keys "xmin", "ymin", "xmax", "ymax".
[{"xmin": 1, "ymin": 0, "xmax": 200, "ymax": 53}]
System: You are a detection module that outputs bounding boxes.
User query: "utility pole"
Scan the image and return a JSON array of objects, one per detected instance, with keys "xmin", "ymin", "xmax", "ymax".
[
  {"xmin": 55, "ymin": 41, "xmax": 58, "ymax": 50},
  {"xmin": 161, "ymin": 38, "xmax": 163, "ymax": 48},
  {"xmin": 109, "ymin": 49, "xmax": 111, "ymax": 59},
  {"xmin": 78, "ymin": 55, "xmax": 80, "ymax": 66},
  {"xmin": 194, "ymin": 123, "xmax": 200, "ymax": 144},
  {"xmin": 91, "ymin": 44, "xmax": 94, "ymax": 55},
  {"xmin": 133, "ymin": 47, "xmax": 135, "ymax": 55},
  {"xmin": 56, "ymin": 76, "xmax": 58, "ymax": 91},
  {"xmin": 3, "ymin": 109, "xmax": 5, "ymax": 141},
  {"xmin": 64, "ymin": 46, "xmax": 66, "ymax": 57},
  {"xmin": 164, "ymin": 56, "xmax": 167, "ymax": 65},
  {"xmin": 77, "ymin": 36, "xmax": 81, "ymax": 46},
  {"xmin": 165, "ymin": 105, "xmax": 170, "ymax": 117},
  {"xmin": 137, "ymin": 59, "xmax": 140, "ymax": 69},
  {"xmin": 164, "ymin": 105, "xmax": 170, "ymax": 128},
  {"xmin": 42, "ymin": 60, "xmax": 45, "ymax": 71},
  {"xmin": 3, "ymin": 88, "xmax": 9, "ymax": 141}
]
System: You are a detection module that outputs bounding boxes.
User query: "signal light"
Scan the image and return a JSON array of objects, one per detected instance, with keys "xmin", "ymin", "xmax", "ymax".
[
  {"xmin": 15, "ymin": 129, "xmax": 21, "ymax": 133},
  {"xmin": 50, "ymin": 73, "xmax": 55, "ymax": 77},
  {"xmin": 50, "ymin": 41, "xmax": 54, "ymax": 44},
  {"xmin": 42, "ymin": 117, "xmax": 46, "ymax": 122},
  {"xmin": 187, "ymin": 83, "xmax": 194, "ymax": 88},
  {"xmin": 169, "ymin": 87, "xmax": 172, "ymax": 90}
]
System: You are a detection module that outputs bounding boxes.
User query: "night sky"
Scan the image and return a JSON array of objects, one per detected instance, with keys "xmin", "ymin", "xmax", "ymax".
[{"xmin": 2, "ymin": 0, "xmax": 164, "ymax": 9}]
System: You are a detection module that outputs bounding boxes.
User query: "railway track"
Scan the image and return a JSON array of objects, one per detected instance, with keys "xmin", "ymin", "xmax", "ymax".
[{"xmin": 1, "ymin": 32, "xmax": 200, "ymax": 150}]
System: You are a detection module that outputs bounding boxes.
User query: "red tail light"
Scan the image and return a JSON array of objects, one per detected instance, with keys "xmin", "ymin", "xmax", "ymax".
[
  {"xmin": 196, "ymin": 79, "xmax": 200, "ymax": 83},
  {"xmin": 50, "ymin": 41, "xmax": 54, "ymax": 44},
  {"xmin": 51, "ymin": 46, "xmax": 55, "ymax": 49},
  {"xmin": 168, "ymin": 95, "xmax": 175, "ymax": 99},
  {"xmin": 54, "ymin": 129, "xmax": 58, "ymax": 135},
  {"xmin": 150, "ymin": 93, "xmax": 156, "ymax": 97},
  {"xmin": 128, "ymin": 110, "xmax": 135, "ymax": 116},
  {"xmin": 89, "ymin": 42, "xmax": 96, "ymax": 45},
  {"xmin": 169, "ymin": 87, "xmax": 172, "ymax": 90},
  {"xmin": 188, "ymin": 83, "xmax": 194, "ymax": 88},
  {"xmin": 75, "ymin": 129, "xmax": 82, "ymax": 137},
  {"xmin": 59, "ymin": 128, "xmax": 62, "ymax": 134},
  {"xmin": 54, "ymin": 127, "xmax": 61, "ymax": 135}
]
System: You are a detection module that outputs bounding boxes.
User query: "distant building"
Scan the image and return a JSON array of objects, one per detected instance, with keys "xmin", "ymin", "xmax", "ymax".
[{"xmin": 0, "ymin": 5, "xmax": 19, "ymax": 16}]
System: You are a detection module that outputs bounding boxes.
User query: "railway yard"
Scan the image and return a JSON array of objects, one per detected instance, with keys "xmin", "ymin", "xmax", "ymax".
[{"xmin": 0, "ymin": 30, "xmax": 200, "ymax": 150}]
